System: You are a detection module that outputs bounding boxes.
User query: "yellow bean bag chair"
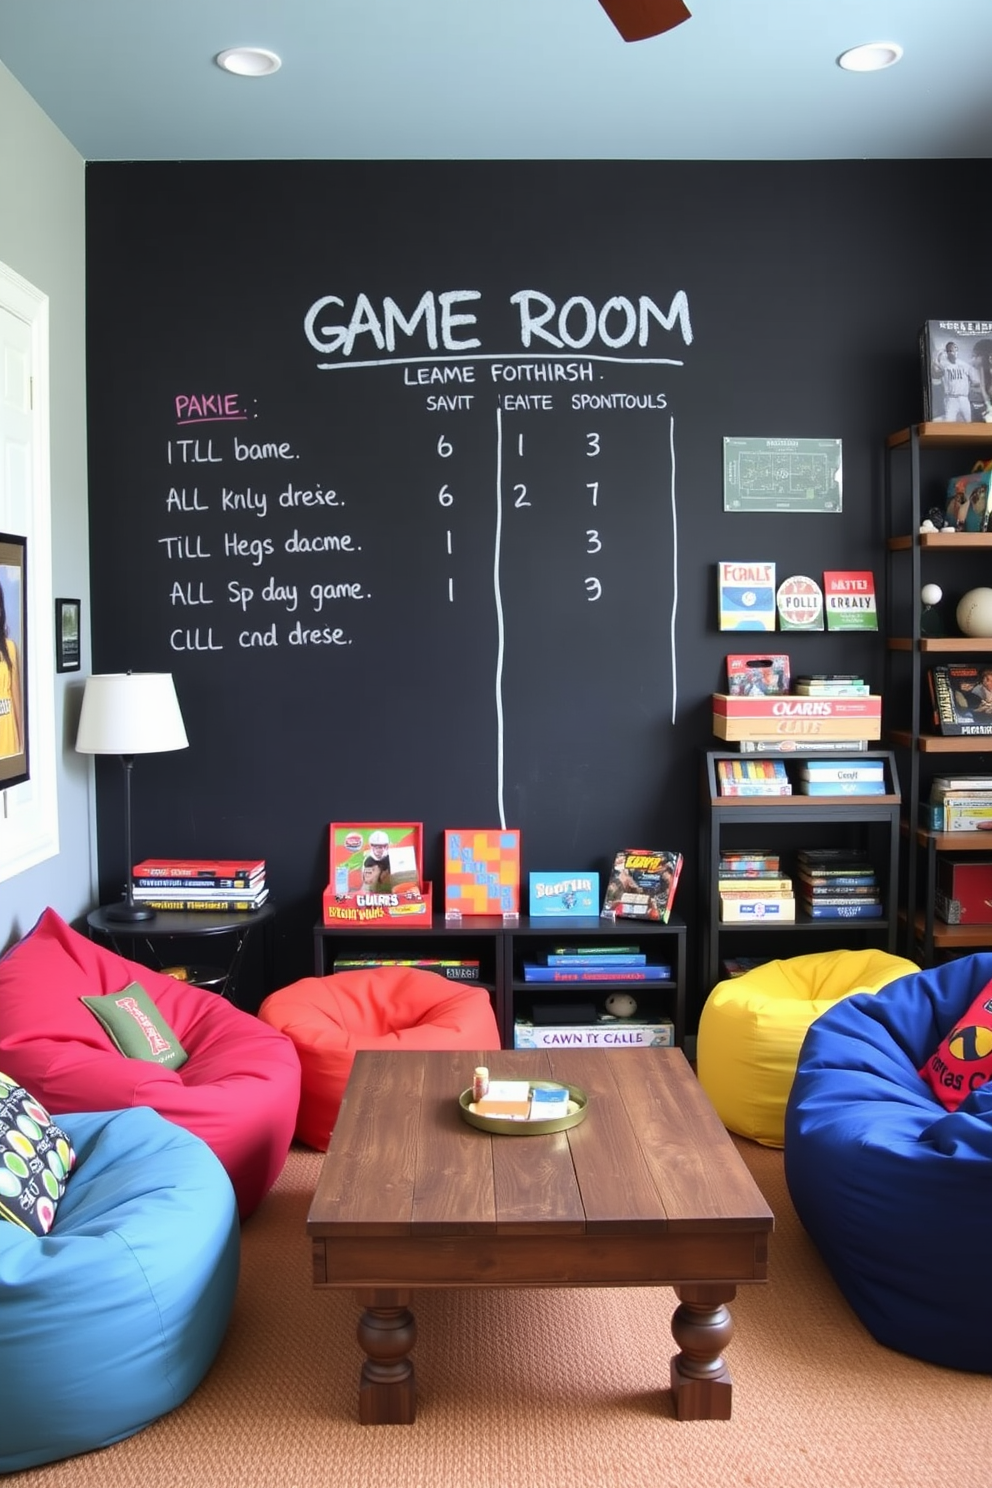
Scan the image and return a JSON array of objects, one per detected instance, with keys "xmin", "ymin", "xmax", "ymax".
[{"xmin": 696, "ymin": 947, "xmax": 919, "ymax": 1147}]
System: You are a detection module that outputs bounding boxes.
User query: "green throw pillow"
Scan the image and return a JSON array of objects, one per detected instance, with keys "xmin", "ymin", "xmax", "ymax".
[
  {"xmin": 0, "ymin": 1072, "xmax": 76, "ymax": 1235},
  {"xmin": 81, "ymin": 981, "xmax": 188, "ymax": 1070}
]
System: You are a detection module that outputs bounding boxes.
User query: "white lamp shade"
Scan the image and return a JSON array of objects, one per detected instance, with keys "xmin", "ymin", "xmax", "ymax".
[{"xmin": 75, "ymin": 673, "xmax": 189, "ymax": 755}]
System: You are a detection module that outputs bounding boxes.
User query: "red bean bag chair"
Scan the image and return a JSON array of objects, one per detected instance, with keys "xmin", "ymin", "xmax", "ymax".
[
  {"xmin": 258, "ymin": 966, "xmax": 500, "ymax": 1148},
  {"xmin": 0, "ymin": 907, "xmax": 300, "ymax": 1218}
]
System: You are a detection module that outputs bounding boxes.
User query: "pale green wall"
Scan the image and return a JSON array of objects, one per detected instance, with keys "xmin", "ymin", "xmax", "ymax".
[{"xmin": 0, "ymin": 59, "xmax": 95, "ymax": 948}]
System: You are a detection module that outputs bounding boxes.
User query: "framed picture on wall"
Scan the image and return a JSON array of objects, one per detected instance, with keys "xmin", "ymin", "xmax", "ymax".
[
  {"xmin": 55, "ymin": 597, "xmax": 81, "ymax": 673},
  {"xmin": 0, "ymin": 533, "xmax": 28, "ymax": 789}
]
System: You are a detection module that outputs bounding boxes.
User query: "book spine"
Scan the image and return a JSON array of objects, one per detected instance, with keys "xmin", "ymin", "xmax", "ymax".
[
  {"xmin": 133, "ymin": 898, "xmax": 267, "ymax": 912},
  {"xmin": 133, "ymin": 861, "xmax": 265, "ymax": 878},
  {"xmin": 545, "ymin": 953, "xmax": 647, "ymax": 966},
  {"xmin": 521, "ymin": 966, "xmax": 671, "ymax": 982},
  {"xmin": 133, "ymin": 868, "xmax": 261, "ymax": 880},
  {"xmin": 550, "ymin": 944, "xmax": 641, "ymax": 956},
  {"xmin": 736, "ymin": 737, "xmax": 870, "ymax": 753},
  {"xmin": 797, "ymin": 782, "xmax": 887, "ymax": 795},
  {"xmin": 800, "ymin": 901, "xmax": 883, "ymax": 918},
  {"xmin": 132, "ymin": 884, "xmax": 267, "ymax": 899}
]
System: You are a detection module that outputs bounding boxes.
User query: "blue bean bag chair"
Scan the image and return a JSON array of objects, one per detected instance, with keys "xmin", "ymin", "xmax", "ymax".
[
  {"xmin": 0, "ymin": 1102, "xmax": 239, "ymax": 1471},
  {"xmin": 784, "ymin": 954, "xmax": 992, "ymax": 1372}
]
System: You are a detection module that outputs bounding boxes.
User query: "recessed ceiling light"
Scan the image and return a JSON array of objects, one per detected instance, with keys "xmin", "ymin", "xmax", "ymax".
[
  {"xmin": 838, "ymin": 41, "xmax": 903, "ymax": 73},
  {"xmin": 216, "ymin": 47, "xmax": 282, "ymax": 77}
]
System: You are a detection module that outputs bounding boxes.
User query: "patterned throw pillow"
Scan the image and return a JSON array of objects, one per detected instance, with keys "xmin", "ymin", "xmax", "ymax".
[
  {"xmin": 81, "ymin": 980, "xmax": 188, "ymax": 1069},
  {"xmin": 0, "ymin": 1072, "xmax": 76, "ymax": 1235},
  {"xmin": 918, "ymin": 980, "xmax": 992, "ymax": 1111}
]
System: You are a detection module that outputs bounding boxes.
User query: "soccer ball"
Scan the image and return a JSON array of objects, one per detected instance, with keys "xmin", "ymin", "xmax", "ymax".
[
  {"xmin": 605, "ymin": 992, "xmax": 638, "ymax": 1018},
  {"xmin": 956, "ymin": 587, "xmax": 992, "ymax": 637}
]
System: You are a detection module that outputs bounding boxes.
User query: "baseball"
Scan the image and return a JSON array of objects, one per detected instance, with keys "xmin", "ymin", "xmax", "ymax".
[
  {"xmin": 605, "ymin": 992, "xmax": 638, "ymax": 1018},
  {"xmin": 957, "ymin": 587, "xmax": 992, "ymax": 638}
]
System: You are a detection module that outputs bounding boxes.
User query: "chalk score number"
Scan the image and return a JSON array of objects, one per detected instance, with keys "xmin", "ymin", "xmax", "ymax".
[{"xmin": 434, "ymin": 429, "xmax": 604, "ymax": 603}]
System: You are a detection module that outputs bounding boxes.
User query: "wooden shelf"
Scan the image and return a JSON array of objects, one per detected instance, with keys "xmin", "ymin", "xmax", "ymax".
[
  {"xmin": 912, "ymin": 910, "xmax": 992, "ymax": 950},
  {"xmin": 914, "ymin": 828, "xmax": 992, "ymax": 850},
  {"xmin": 888, "ymin": 423, "xmax": 992, "ymax": 450},
  {"xmin": 888, "ymin": 729, "xmax": 992, "ymax": 753},
  {"xmin": 888, "ymin": 532, "xmax": 992, "ymax": 551},
  {"xmin": 888, "ymin": 636, "xmax": 992, "ymax": 652}
]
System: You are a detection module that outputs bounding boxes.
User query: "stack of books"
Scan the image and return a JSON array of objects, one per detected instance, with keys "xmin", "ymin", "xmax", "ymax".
[
  {"xmin": 716, "ymin": 758, "xmax": 791, "ymax": 796},
  {"xmin": 927, "ymin": 776, "xmax": 992, "ymax": 832},
  {"xmin": 717, "ymin": 849, "xmax": 795, "ymax": 922},
  {"xmin": 792, "ymin": 674, "xmax": 870, "ymax": 697},
  {"xmin": 795, "ymin": 758, "xmax": 888, "ymax": 796},
  {"xmin": 521, "ymin": 948, "xmax": 672, "ymax": 984},
  {"xmin": 131, "ymin": 858, "xmax": 268, "ymax": 912},
  {"xmin": 796, "ymin": 849, "xmax": 881, "ymax": 919}
]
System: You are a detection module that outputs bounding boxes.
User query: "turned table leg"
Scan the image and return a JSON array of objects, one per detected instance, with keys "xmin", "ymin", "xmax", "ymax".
[
  {"xmin": 355, "ymin": 1288, "xmax": 417, "ymax": 1424},
  {"xmin": 669, "ymin": 1283, "xmax": 736, "ymax": 1420}
]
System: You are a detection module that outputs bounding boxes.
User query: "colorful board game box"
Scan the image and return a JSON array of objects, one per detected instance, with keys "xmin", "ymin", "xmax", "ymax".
[
  {"xmin": 444, "ymin": 829, "xmax": 521, "ymax": 916},
  {"xmin": 327, "ymin": 822, "xmax": 423, "ymax": 898},
  {"xmin": 528, "ymin": 872, "xmax": 600, "ymax": 917}
]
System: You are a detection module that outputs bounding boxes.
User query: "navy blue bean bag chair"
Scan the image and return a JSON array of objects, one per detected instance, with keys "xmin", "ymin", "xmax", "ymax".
[
  {"xmin": 0, "ymin": 1102, "xmax": 239, "ymax": 1471},
  {"xmin": 784, "ymin": 953, "xmax": 992, "ymax": 1372}
]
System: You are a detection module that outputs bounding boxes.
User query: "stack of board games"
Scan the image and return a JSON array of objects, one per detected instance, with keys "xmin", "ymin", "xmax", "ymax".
[
  {"xmin": 323, "ymin": 822, "xmax": 431, "ymax": 927},
  {"xmin": 601, "ymin": 849, "xmax": 682, "ymax": 923},
  {"xmin": 718, "ymin": 859, "xmax": 795, "ymax": 922},
  {"xmin": 131, "ymin": 857, "xmax": 267, "ymax": 912},
  {"xmin": 796, "ymin": 849, "xmax": 882, "ymax": 920},
  {"xmin": 716, "ymin": 758, "xmax": 791, "ymax": 796},
  {"xmin": 795, "ymin": 758, "xmax": 888, "ymax": 796},
  {"xmin": 928, "ymin": 775, "xmax": 992, "ymax": 832}
]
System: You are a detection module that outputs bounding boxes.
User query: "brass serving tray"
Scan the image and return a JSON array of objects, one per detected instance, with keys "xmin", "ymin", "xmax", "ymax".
[{"xmin": 458, "ymin": 1081, "xmax": 588, "ymax": 1136}]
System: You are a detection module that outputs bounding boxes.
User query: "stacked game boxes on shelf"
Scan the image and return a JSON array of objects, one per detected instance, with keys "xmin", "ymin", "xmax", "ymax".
[
  {"xmin": 925, "ymin": 775, "xmax": 992, "ymax": 832},
  {"xmin": 131, "ymin": 857, "xmax": 267, "ymax": 912},
  {"xmin": 713, "ymin": 670, "xmax": 880, "ymax": 752},
  {"xmin": 795, "ymin": 849, "xmax": 882, "ymax": 920},
  {"xmin": 717, "ymin": 848, "xmax": 795, "ymax": 923}
]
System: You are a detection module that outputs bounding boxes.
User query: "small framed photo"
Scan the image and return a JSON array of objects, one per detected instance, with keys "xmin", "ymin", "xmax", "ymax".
[{"xmin": 55, "ymin": 598, "xmax": 81, "ymax": 673}]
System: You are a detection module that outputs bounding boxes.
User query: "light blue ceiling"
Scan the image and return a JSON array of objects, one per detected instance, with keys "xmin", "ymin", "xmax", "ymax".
[{"xmin": 0, "ymin": 0, "xmax": 989, "ymax": 163}]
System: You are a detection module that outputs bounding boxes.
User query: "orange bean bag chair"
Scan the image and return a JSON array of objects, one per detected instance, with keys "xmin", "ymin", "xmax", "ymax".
[{"xmin": 258, "ymin": 966, "xmax": 500, "ymax": 1148}]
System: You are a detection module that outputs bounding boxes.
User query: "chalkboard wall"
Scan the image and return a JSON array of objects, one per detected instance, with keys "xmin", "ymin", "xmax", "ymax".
[{"xmin": 84, "ymin": 160, "xmax": 987, "ymax": 1015}]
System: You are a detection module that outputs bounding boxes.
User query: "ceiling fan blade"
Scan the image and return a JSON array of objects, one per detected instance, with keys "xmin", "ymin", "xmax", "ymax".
[{"xmin": 598, "ymin": 0, "xmax": 692, "ymax": 42}]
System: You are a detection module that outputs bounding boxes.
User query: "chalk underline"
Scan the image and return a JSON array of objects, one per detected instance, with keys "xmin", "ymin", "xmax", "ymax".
[{"xmin": 316, "ymin": 352, "xmax": 684, "ymax": 371}]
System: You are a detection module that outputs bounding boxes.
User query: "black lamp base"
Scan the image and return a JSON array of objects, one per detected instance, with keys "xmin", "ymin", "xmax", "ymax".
[{"xmin": 104, "ymin": 900, "xmax": 156, "ymax": 924}]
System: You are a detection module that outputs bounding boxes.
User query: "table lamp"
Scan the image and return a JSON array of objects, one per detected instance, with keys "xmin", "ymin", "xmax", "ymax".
[{"xmin": 75, "ymin": 672, "xmax": 189, "ymax": 922}]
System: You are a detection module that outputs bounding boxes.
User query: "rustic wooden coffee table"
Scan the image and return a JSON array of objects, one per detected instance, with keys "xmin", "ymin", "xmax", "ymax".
[{"xmin": 307, "ymin": 1047, "xmax": 773, "ymax": 1423}]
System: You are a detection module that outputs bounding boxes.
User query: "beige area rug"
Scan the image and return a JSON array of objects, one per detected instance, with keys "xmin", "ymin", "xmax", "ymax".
[{"xmin": 11, "ymin": 1139, "xmax": 990, "ymax": 1488}]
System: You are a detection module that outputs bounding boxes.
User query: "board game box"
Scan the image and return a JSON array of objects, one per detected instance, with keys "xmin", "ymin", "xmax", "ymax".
[
  {"xmin": 601, "ymin": 848, "xmax": 682, "ymax": 923},
  {"xmin": 444, "ymin": 829, "xmax": 521, "ymax": 916}
]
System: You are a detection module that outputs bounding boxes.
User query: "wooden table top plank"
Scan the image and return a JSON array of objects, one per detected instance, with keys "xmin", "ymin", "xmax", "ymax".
[
  {"xmin": 539, "ymin": 1048, "xmax": 682, "ymax": 1232},
  {"xmin": 410, "ymin": 1049, "xmax": 498, "ymax": 1235},
  {"xmin": 613, "ymin": 1051, "xmax": 773, "ymax": 1231},
  {"xmin": 485, "ymin": 1050, "xmax": 587, "ymax": 1234},
  {"xmin": 307, "ymin": 1049, "xmax": 426, "ymax": 1236}
]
